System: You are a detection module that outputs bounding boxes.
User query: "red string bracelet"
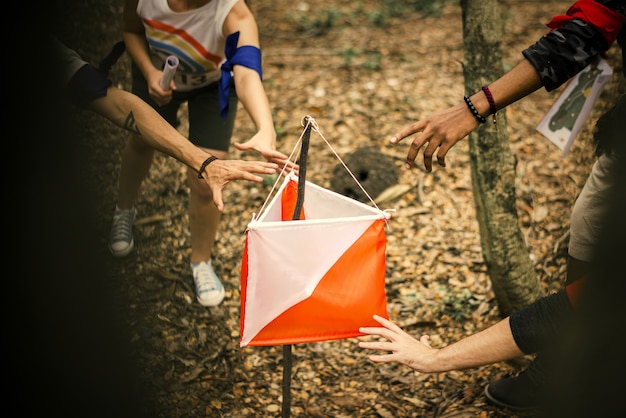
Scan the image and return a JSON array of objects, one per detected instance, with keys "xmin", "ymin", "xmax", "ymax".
[{"xmin": 481, "ymin": 85, "xmax": 497, "ymax": 129}]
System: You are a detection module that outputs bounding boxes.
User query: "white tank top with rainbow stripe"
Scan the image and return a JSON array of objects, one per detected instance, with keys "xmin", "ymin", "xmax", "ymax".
[{"xmin": 136, "ymin": 0, "xmax": 239, "ymax": 91}]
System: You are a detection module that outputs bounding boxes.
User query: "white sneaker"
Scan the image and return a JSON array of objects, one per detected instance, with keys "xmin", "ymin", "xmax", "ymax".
[
  {"xmin": 190, "ymin": 261, "xmax": 225, "ymax": 306},
  {"xmin": 109, "ymin": 207, "xmax": 135, "ymax": 258}
]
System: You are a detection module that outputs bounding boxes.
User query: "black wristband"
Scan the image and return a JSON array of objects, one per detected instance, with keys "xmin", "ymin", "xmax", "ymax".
[
  {"xmin": 463, "ymin": 95, "xmax": 487, "ymax": 124},
  {"xmin": 198, "ymin": 155, "xmax": 218, "ymax": 179}
]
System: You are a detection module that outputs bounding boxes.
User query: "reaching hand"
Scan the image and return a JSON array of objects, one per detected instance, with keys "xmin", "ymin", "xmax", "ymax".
[
  {"xmin": 389, "ymin": 103, "xmax": 479, "ymax": 172},
  {"xmin": 201, "ymin": 159, "xmax": 278, "ymax": 211},
  {"xmin": 234, "ymin": 132, "xmax": 299, "ymax": 175},
  {"xmin": 358, "ymin": 314, "xmax": 435, "ymax": 373}
]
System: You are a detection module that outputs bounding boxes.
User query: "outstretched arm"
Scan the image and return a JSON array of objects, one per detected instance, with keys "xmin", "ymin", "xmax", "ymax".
[
  {"xmin": 57, "ymin": 37, "xmax": 278, "ymax": 210},
  {"xmin": 389, "ymin": 59, "xmax": 542, "ymax": 172},
  {"xmin": 391, "ymin": 0, "xmax": 625, "ymax": 172},
  {"xmin": 358, "ymin": 314, "xmax": 523, "ymax": 373},
  {"xmin": 88, "ymin": 86, "xmax": 278, "ymax": 211},
  {"xmin": 223, "ymin": 1, "xmax": 295, "ymax": 172},
  {"xmin": 359, "ymin": 286, "xmax": 578, "ymax": 373}
]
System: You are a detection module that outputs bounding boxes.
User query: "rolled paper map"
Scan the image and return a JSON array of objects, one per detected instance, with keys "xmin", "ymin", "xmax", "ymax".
[{"xmin": 160, "ymin": 55, "xmax": 179, "ymax": 90}]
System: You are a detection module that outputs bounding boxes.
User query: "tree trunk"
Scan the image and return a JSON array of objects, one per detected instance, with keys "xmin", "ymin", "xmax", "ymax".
[{"xmin": 461, "ymin": 0, "xmax": 543, "ymax": 315}]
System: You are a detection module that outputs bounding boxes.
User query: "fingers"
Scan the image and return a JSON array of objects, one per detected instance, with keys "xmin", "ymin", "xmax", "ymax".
[
  {"xmin": 149, "ymin": 86, "xmax": 173, "ymax": 107},
  {"xmin": 264, "ymin": 150, "xmax": 289, "ymax": 161},
  {"xmin": 423, "ymin": 140, "xmax": 442, "ymax": 172},
  {"xmin": 366, "ymin": 353, "xmax": 395, "ymax": 363},
  {"xmin": 390, "ymin": 121, "xmax": 423, "ymax": 144},
  {"xmin": 358, "ymin": 340, "xmax": 392, "ymax": 352},
  {"xmin": 358, "ymin": 326, "xmax": 393, "ymax": 341},
  {"xmin": 225, "ymin": 161, "xmax": 277, "ymax": 177},
  {"xmin": 372, "ymin": 314, "xmax": 404, "ymax": 334},
  {"xmin": 272, "ymin": 158, "xmax": 297, "ymax": 172},
  {"xmin": 403, "ymin": 138, "xmax": 420, "ymax": 169},
  {"xmin": 281, "ymin": 160, "xmax": 299, "ymax": 172},
  {"xmin": 392, "ymin": 128, "xmax": 430, "ymax": 171},
  {"xmin": 262, "ymin": 165, "xmax": 279, "ymax": 175},
  {"xmin": 211, "ymin": 188, "xmax": 225, "ymax": 212},
  {"xmin": 228, "ymin": 165, "xmax": 267, "ymax": 182},
  {"xmin": 248, "ymin": 162, "xmax": 278, "ymax": 176},
  {"xmin": 232, "ymin": 142, "xmax": 248, "ymax": 152},
  {"xmin": 359, "ymin": 315, "xmax": 406, "ymax": 342},
  {"xmin": 391, "ymin": 129, "xmax": 418, "ymax": 168},
  {"xmin": 390, "ymin": 119, "xmax": 456, "ymax": 172},
  {"xmin": 419, "ymin": 335, "xmax": 431, "ymax": 348},
  {"xmin": 239, "ymin": 173, "xmax": 264, "ymax": 182},
  {"xmin": 436, "ymin": 142, "xmax": 451, "ymax": 168}
]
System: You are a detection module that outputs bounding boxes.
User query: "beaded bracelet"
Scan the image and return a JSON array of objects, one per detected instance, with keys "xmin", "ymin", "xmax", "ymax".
[
  {"xmin": 198, "ymin": 155, "xmax": 219, "ymax": 179},
  {"xmin": 481, "ymin": 85, "xmax": 498, "ymax": 128},
  {"xmin": 463, "ymin": 95, "xmax": 486, "ymax": 124}
]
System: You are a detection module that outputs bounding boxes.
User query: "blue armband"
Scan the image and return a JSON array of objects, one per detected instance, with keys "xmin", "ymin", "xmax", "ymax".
[{"xmin": 219, "ymin": 31, "xmax": 263, "ymax": 120}]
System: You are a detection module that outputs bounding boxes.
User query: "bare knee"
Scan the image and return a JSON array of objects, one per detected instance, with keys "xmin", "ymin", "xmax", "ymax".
[{"xmin": 187, "ymin": 167, "xmax": 214, "ymax": 200}]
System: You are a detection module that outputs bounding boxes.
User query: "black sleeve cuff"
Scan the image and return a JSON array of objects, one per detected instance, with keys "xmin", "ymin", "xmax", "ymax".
[
  {"xmin": 65, "ymin": 64, "xmax": 112, "ymax": 108},
  {"xmin": 510, "ymin": 291, "xmax": 575, "ymax": 354},
  {"xmin": 522, "ymin": 19, "xmax": 609, "ymax": 91}
]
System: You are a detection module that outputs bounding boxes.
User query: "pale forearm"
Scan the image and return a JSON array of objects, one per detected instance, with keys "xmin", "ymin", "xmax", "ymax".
[
  {"xmin": 132, "ymin": 102, "xmax": 207, "ymax": 172},
  {"xmin": 360, "ymin": 314, "xmax": 525, "ymax": 374},
  {"xmin": 225, "ymin": 3, "xmax": 275, "ymax": 142},
  {"xmin": 90, "ymin": 87, "xmax": 208, "ymax": 171},
  {"xmin": 426, "ymin": 317, "xmax": 523, "ymax": 373},
  {"xmin": 234, "ymin": 68, "xmax": 276, "ymax": 139}
]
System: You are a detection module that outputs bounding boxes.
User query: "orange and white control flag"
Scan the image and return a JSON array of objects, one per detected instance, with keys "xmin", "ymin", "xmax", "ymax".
[{"xmin": 239, "ymin": 172, "xmax": 392, "ymax": 347}]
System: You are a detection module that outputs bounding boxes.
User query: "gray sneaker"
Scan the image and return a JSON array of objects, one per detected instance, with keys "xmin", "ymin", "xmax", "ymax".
[
  {"xmin": 109, "ymin": 207, "xmax": 135, "ymax": 258},
  {"xmin": 191, "ymin": 261, "xmax": 225, "ymax": 306}
]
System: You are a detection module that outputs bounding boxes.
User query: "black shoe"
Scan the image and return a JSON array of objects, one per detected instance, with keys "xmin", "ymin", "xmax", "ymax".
[{"xmin": 484, "ymin": 357, "xmax": 546, "ymax": 411}]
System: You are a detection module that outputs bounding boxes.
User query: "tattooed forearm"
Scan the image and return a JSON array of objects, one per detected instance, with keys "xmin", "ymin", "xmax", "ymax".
[{"xmin": 123, "ymin": 111, "xmax": 141, "ymax": 135}]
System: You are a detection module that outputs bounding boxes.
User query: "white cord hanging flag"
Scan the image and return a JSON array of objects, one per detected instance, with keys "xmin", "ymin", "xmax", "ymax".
[{"xmin": 239, "ymin": 118, "xmax": 393, "ymax": 347}]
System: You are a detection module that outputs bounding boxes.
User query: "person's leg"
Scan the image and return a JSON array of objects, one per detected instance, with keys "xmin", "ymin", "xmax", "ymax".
[
  {"xmin": 565, "ymin": 94, "xmax": 625, "ymax": 286},
  {"xmin": 485, "ymin": 129, "xmax": 618, "ymax": 412},
  {"xmin": 117, "ymin": 134, "xmax": 155, "ymax": 211},
  {"xmin": 108, "ymin": 133, "xmax": 155, "ymax": 257},
  {"xmin": 109, "ymin": 63, "xmax": 180, "ymax": 257},
  {"xmin": 187, "ymin": 164, "xmax": 225, "ymax": 306},
  {"xmin": 186, "ymin": 83, "xmax": 237, "ymax": 306},
  {"xmin": 545, "ymin": 95, "xmax": 626, "ymax": 418},
  {"xmin": 187, "ymin": 161, "xmax": 225, "ymax": 265},
  {"xmin": 566, "ymin": 153, "xmax": 617, "ymax": 283}
]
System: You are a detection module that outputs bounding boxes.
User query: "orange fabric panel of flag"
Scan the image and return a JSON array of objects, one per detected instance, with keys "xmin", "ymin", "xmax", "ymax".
[
  {"xmin": 241, "ymin": 220, "xmax": 388, "ymax": 346},
  {"xmin": 281, "ymin": 178, "xmax": 306, "ymax": 220}
]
